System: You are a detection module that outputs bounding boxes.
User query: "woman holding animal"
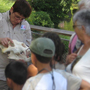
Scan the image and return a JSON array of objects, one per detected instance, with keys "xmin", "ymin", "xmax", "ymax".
[{"xmin": 0, "ymin": 0, "xmax": 32, "ymax": 89}]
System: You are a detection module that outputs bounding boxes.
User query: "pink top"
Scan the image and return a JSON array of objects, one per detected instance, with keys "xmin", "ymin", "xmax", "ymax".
[{"xmin": 69, "ymin": 34, "xmax": 78, "ymax": 53}]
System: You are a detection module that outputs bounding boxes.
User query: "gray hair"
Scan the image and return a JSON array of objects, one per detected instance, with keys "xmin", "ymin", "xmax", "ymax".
[
  {"xmin": 73, "ymin": 9, "xmax": 90, "ymax": 36},
  {"xmin": 78, "ymin": 0, "xmax": 90, "ymax": 9}
]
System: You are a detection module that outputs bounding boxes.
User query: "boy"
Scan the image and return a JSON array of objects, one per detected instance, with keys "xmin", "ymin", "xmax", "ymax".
[{"xmin": 5, "ymin": 61, "xmax": 27, "ymax": 90}]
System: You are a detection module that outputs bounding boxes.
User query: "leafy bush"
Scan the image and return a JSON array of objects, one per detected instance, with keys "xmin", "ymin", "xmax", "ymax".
[
  {"xmin": 28, "ymin": 0, "xmax": 72, "ymax": 28},
  {"xmin": 27, "ymin": 11, "xmax": 54, "ymax": 27},
  {"xmin": 27, "ymin": 11, "xmax": 54, "ymax": 39},
  {"xmin": 0, "ymin": 0, "xmax": 14, "ymax": 13}
]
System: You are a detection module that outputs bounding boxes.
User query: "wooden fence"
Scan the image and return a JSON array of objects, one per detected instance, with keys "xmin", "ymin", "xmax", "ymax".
[
  {"xmin": 30, "ymin": 25, "xmax": 75, "ymax": 62},
  {"xmin": 30, "ymin": 25, "xmax": 74, "ymax": 36}
]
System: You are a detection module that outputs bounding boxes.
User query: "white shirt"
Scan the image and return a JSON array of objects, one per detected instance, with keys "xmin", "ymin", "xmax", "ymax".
[
  {"xmin": 22, "ymin": 69, "xmax": 81, "ymax": 90},
  {"xmin": 73, "ymin": 49, "xmax": 90, "ymax": 83}
]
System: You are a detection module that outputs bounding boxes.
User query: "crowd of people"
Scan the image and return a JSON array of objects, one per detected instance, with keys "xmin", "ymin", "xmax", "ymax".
[{"xmin": 1, "ymin": 0, "xmax": 90, "ymax": 90}]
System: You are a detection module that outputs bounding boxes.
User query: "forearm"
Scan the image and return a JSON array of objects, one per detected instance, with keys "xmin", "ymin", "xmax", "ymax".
[{"xmin": 80, "ymin": 80, "xmax": 90, "ymax": 90}]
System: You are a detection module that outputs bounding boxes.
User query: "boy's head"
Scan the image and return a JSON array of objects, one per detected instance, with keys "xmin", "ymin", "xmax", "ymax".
[
  {"xmin": 29, "ymin": 37, "xmax": 55, "ymax": 64},
  {"xmin": 5, "ymin": 61, "xmax": 27, "ymax": 89},
  {"xmin": 42, "ymin": 32, "xmax": 65, "ymax": 62}
]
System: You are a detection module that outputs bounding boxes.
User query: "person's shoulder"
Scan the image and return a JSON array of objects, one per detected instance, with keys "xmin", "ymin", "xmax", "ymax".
[
  {"xmin": 55, "ymin": 69, "xmax": 82, "ymax": 90},
  {"xmin": 22, "ymin": 19, "xmax": 30, "ymax": 25},
  {"xmin": 0, "ymin": 12, "xmax": 6, "ymax": 27},
  {"xmin": 23, "ymin": 73, "xmax": 44, "ymax": 90},
  {"xmin": 55, "ymin": 69, "xmax": 79, "ymax": 79},
  {"xmin": 54, "ymin": 69, "xmax": 68, "ymax": 78},
  {"xmin": 69, "ymin": 33, "xmax": 77, "ymax": 43},
  {"xmin": 0, "ymin": 13, "xmax": 2, "ymax": 20},
  {"xmin": 27, "ymin": 73, "xmax": 44, "ymax": 83},
  {"xmin": 55, "ymin": 69, "xmax": 66, "ymax": 74},
  {"xmin": 0, "ymin": 11, "xmax": 6, "ymax": 20},
  {"xmin": 21, "ymin": 19, "xmax": 30, "ymax": 28},
  {"xmin": 1, "ymin": 11, "xmax": 9, "ymax": 20}
]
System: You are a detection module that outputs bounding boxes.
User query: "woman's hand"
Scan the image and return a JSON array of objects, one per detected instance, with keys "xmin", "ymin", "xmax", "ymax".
[{"xmin": 0, "ymin": 38, "xmax": 13, "ymax": 47}]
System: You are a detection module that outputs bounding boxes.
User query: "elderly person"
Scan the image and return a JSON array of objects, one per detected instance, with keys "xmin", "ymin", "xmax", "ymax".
[
  {"xmin": 66, "ymin": 0, "xmax": 90, "ymax": 66},
  {"xmin": 66, "ymin": 9, "xmax": 90, "ymax": 83},
  {"xmin": 78, "ymin": 0, "xmax": 90, "ymax": 9}
]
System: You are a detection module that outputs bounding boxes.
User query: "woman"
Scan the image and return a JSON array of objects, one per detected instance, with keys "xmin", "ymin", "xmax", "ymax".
[{"xmin": 66, "ymin": 9, "xmax": 90, "ymax": 83}]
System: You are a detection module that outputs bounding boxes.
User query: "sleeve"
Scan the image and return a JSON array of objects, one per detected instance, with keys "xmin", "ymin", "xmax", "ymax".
[
  {"xmin": 25, "ymin": 24, "xmax": 32, "ymax": 46},
  {"xmin": 22, "ymin": 79, "xmax": 33, "ymax": 90},
  {"xmin": 57, "ymin": 70, "xmax": 82, "ymax": 90},
  {"xmin": 23, "ymin": 21, "xmax": 32, "ymax": 47},
  {"xmin": 0, "ymin": 13, "xmax": 2, "ymax": 20},
  {"xmin": 66, "ymin": 72, "xmax": 82, "ymax": 90}
]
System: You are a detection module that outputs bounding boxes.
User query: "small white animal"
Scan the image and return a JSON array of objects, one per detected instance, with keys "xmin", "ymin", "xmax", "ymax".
[{"xmin": 0, "ymin": 40, "xmax": 30, "ymax": 62}]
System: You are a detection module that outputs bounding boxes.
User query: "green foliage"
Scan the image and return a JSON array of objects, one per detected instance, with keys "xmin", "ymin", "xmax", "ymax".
[
  {"xmin": 28, "ymin": 0, "xmax": 72, "ymax": 28},
  {"xmin": 27, "ymin": 11, "xmax": 54, "ymax": 39},
  {"xmin": 72, "ymin": 0, "xmax": 80, "ymax": 4},
  {"xmin": 64, "ymin": 18, "xmax": 74, "ymax": 31},
  {"xmin": 70, "ymin": 0, "xmax": 80, "ymax": 15},
  {"xmin": 0, "ymin": 0, "xmax": 14, "ymax": 13},
  {"xmin": 58, "ymin": 17, "xmax": 74, "ymax": 31},
  {"xmin": 27, "ymin": 11, "xmax": 54, "ymax": 27}
]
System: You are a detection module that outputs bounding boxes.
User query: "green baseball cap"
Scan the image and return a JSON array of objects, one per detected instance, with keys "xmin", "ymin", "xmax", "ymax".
[{"xmin": 29, "ymin": 37, "xmax": 55, "ymax": 57}]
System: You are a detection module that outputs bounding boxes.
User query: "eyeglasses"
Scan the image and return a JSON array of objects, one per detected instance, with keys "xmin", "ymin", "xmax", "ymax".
[
  {"xmin": 14, "ymin": 13, "xmax": 25, "ymax": 21},
  {"xmin": 73, "ymin": 25, "xmax": 82, "ymax": 29}
]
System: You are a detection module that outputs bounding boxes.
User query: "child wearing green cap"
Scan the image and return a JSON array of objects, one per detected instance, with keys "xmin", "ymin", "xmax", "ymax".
[
  {"xmin": 42, "ymin": 32, "xmax": 65, "ymax": 70},
  {"xmin": 22, "ymin": 37, "xmax": 90, "ymax": 90}
]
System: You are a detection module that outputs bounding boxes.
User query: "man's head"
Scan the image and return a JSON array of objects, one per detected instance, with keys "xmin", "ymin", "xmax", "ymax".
[
  {"xmin": 73, "ymin": 9, "xmax": 90, "ymax": 40},
  {"xmin": 29, "ymin": 37, "xmax": 55, "ymax": 65},
  {"xmin": 10, "ymin": 0, "xmax": 32, "ymax": 26},
  {"xmin": 5, "ymin": 61, "xmax": 27, "ymax": 89},
  {"xmin": 78, "ymin": 0, "xmax": 90, "ymax": 10}
]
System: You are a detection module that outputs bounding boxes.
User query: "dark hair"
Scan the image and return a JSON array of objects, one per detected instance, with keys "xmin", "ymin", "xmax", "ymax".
[
  {"xmin": 13, "ymin": 0, "xmax": 32, "ymax": 18},
  {"xmin": 42, "ymin": 32, "xmax": 65, "ymax": 63},
  {"xmin": 32, "ymin": 51, "xmax": 52, "ymax": 63},
  {"xmin": 5, "ymin": 61, "xmax": 27, "ymax": 85}
]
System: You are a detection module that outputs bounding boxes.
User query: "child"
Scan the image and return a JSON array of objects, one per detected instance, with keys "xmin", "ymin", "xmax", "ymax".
[{"xmin": 5, "ymin": 61, "xmax": 27, "ymax": 90}]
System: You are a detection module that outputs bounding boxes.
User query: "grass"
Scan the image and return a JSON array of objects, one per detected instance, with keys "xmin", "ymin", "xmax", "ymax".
[{"xmin": 0, "ymin": 0, "xmax": 14, "ymax": 13}]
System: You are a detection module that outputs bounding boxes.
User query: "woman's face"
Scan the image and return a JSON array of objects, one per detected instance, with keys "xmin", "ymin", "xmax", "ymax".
[
  {"xmin": 10, "ymin": 7, "xmax": 25, "ymax": 26},
  {"xmin": 73, "ymin": 22, "xmax": 84, "ymax": 41}
]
